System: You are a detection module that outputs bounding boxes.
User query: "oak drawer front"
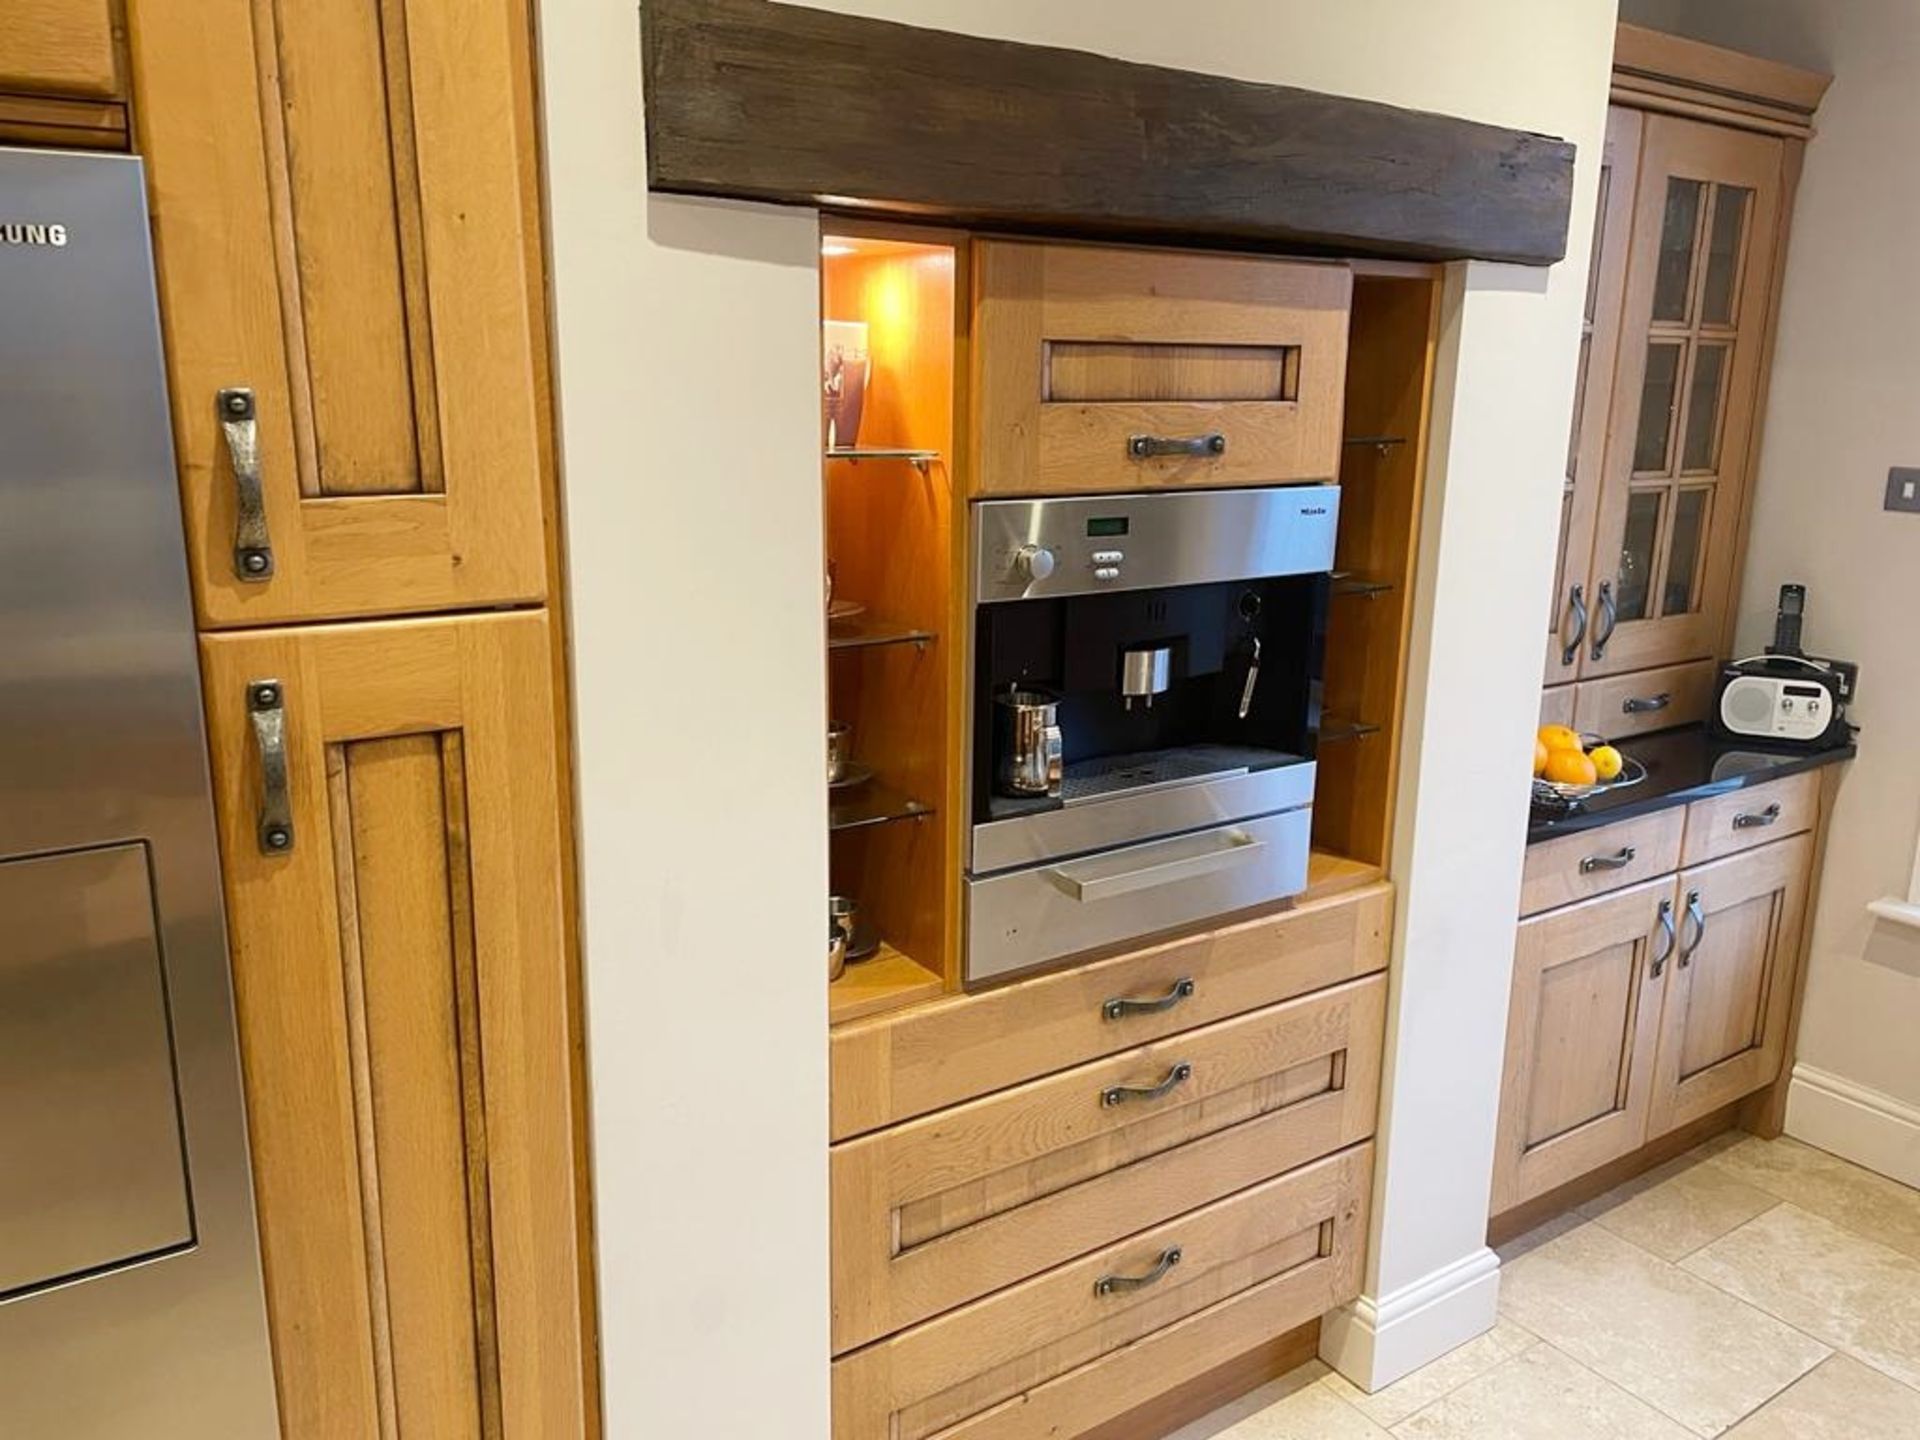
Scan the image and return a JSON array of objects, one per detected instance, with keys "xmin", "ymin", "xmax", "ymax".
[
  {"xmin": 1681, "ymin": 771, "xmax": 1817, "ymax": 867},
  {"xmin": 830, "ymin": 976, "xmax": 1386, "ymax": 1354},
  {"xmin": 973, "ymin": 241, "xmax": 1351, "ymax": 497},
  {"xmin": 1573, "ymin": 660, "xmax": 1718, "ymax": 742},
  {"xmin": 831, "ymin": 882, "xmax": 1391, "ymax": 1140},
  {"xmin": 833, "ymin": 1144, "xmax": 1371, "ymax": 1440},
  {"xmin": 1519, "ymin": 809, "xmax": 1685, "ymax": 918},
  {"xmin": 0, "ymin": 3, "xmax": 118, "ymax": 100}
]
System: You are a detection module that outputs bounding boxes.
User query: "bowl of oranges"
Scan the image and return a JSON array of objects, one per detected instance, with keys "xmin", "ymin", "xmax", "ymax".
[{"xmin": 1532, "ymin": 726, "xmax": 1645, "ymax": 812}]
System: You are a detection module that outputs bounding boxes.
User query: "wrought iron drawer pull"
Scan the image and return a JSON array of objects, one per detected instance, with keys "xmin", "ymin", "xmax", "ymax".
[
  {"xmin": 220, "ymin": 388, "xmax": 274, "ymax": 580},
  {"xmin": 1623, "ymin": 692, "xmax": 1671, "ymax": 714},
  {"xmin": 1101, "ymin": 1061, "xmax": 1193, "ymax": 1108},
  {"xmin": 1580, "ymin": 846, "xmax": 1638, "ymax": 874},
  {"xmin": 1128, "ymin": 433, "xmax": 1226, "ymax": 459},
  {"xmin": 1680, "ymin": 889, "xmax": 1707, "ymax": 968},
  {"xmin": 248, "ymin": 679, "xmax": 293, "ymax": 854},
  {"xmin": 1733, "ymin": 803, "xmax": 1782, "ymax": 830},
  {"xmin": 1650, "ymin": 897, "xmax": 1675, "ymax": 979},
  {"xmin": 1094, "ymin": 1245, "xmax": 1183, "ymax": 1297},
  {"xmin": 1102, "ymin": 977, "xmax": 1196, "ymax": 1022}
]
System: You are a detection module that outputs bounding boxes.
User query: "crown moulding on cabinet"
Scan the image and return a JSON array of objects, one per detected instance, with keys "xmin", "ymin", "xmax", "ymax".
[{"xmin": 639, "ymin": 0, "xmax": 1577, "ymax": 267}]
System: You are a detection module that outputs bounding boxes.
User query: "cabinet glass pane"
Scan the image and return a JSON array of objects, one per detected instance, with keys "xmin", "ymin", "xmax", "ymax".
[
  {"xmin": 1653, "ymin": 179, "xmax": 1705, "ymax": 323},
  {"xmin": 1700, "ymin": 186, "xmax": 1752, "ymax": 326},
  {"xmin": 1617, "ymin": 490, "xmax": 1664, "ymax": 622},
  {"xmin": 1662, "ymin": 487, "xmax": 1711, "ymax": 615},
  {"xmin": 1634, "ymin": 341, "xmax": 1684, "ymax": 474},
  {"xmin": 1681, "ymin": 341, "xmax": 1730, "ymax": 473}
]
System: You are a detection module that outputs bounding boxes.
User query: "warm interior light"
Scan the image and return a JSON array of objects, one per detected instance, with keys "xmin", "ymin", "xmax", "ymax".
[{"xmin": 821, "ymin": 241, "xmax": 857, "ymax": 257}]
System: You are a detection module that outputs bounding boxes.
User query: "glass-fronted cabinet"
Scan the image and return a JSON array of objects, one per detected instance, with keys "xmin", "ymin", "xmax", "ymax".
[{"xmin": 1546, "ymin": 107, "xmax": 1789, "ymax": 710}]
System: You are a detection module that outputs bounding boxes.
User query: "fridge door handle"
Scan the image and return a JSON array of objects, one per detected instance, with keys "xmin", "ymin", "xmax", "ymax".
[
  {"xmin": 247, "ymin": 680, "xmax": 293, "ymax": 854},
  {"xmin": 219, "ymin": 388, "xmax": 273, "ymax": 581}
]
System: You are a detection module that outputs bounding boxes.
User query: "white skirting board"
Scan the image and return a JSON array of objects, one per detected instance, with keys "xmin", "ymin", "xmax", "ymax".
[
  {"xmin": 1318, "ymin": 1247, "xmax": 1502, "ymax": 1392},
  {"xmin": 1786, "ymin": 1063, "xmax": 1920, "ymax": 1191}
]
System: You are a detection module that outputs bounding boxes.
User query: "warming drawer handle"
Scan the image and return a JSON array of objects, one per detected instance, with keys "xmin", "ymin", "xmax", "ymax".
[
  {"xmin": 1128, "ymin": 432, "xmax": 1227, "ymax": 460},
  {"xmin": 1733, "ymin": 802, "xmax": 1782, "ymax": 830},
  {"xmin": 1680, "ymin": 889, "xmax": 1707, "ymax": 968},
  {"xmin": 1094, "ymin": 1246, "xmax": 1183, "ymax": 1297},
  {"xmin": 1650, "ymin": 897, "xmax": 1676, "ymax": 979},
  {"xmin": 1103, "ymin": 977, "xmax": 1197, "ymax": 1022},
  {"xmin": 1623, "ymin": 692, "xmax": 1672, "ymax": 715},
  {"xmin": 1101, "ymin": 1061, "xmax": 1193, "ymax": 1108},
  {"xmin": 1048, "ymin": 833, "xmax": 1265, "ymax": 905},
  {"xmin": 248, "ymin": 680, "xmax": 294, "ymax": 854},
  {"xmin": 1580, "ymin": 845, "xmax": 1638, "ymax": 874},
  {"xmin": 220, "ymin": 388, "xmax": 274, "ymax": 581}
]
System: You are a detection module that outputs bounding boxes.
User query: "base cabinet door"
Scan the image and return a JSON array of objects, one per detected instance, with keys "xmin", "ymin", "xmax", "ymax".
[
  {"xmin": 0, "ymin": 1, "xmax": 118, "ymax": 100},
  {"xmin": 127, "ymin": 0, "xmax": 551, "ymax": 626},
  {"xmin": 1648, "ymin": 836, "xmax": 1811, "ymax": 1134},
  {"xmin": 199, "ymin": 612, "xmax": 583, "ymax": 1438},
  {"xmin": 1493, "ymin": 877, "xmax": 1676, "ymax": 1213}
]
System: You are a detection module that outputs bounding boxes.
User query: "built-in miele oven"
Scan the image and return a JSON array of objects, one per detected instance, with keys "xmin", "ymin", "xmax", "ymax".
[{"xmin": 965, "ymin": 485, "xmax": 1338, "ymax": 983}]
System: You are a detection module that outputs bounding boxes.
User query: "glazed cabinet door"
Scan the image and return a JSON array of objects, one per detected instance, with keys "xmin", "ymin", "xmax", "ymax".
[
  {"xmin": 1648, "ymin": 835, "xmax": 1811, "ymax": 1135},
  {"xmin": 127, "ymin": 0, "xmax": 550, "ymax": 627},
  {"xmin": 973, "ymin": 241, "xmax": 1351, "ymax": 495},
  {"xmin": 1584, "ymin": 114, "xmax": 1784, "ymax": 676},
  {"xmin": 1492, "ymin": 877, "xmax": 1676, "ymax": 1213},
  {"xmin": 1546, "ymin": 105, "xmax": 1641, "ymax": 686},
  {"xmin": 199, "ymin": 612, "xmax": 583, "ymax": 1438}
]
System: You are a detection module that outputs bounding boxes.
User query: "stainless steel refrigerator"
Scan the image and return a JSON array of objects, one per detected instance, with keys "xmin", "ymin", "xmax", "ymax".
[{"xmin": 0, "ymin": 148, "xmax": 279, "ymax": 1436}]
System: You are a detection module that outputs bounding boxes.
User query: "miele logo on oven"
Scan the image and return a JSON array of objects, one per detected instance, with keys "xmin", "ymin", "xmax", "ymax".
[
  {"xmin": 1299, "ymin": 505, "xmax": 1328, "ymax": 516},
  {"xmin": 0, "ymin": 221, "xmax": 69, "ymax": 248}
]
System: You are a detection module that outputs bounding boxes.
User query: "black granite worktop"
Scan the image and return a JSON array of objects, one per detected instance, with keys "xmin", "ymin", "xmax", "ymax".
[{"xmin": 1527, "ymin": 724, "xmax": 1855, "ymax": 844}]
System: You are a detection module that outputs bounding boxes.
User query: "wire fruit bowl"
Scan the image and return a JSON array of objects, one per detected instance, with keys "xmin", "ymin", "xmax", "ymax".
[{"xmin": 1531, "ymin": 736, "xmax": 1647, "ymax": 814}]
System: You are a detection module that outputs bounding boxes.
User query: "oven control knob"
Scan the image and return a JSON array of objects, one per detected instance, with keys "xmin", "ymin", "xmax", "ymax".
[{"xmin": 1013, "ymin": 544, "xmax": 1057, "ymax": 583}]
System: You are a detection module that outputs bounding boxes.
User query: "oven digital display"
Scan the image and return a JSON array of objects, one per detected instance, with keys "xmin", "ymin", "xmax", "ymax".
[{"xmin": 1086, "ymin": 517, "xmax": 1130, "ymax": 537}]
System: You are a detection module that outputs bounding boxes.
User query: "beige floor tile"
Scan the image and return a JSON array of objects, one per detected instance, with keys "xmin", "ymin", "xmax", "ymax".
[
  {"xmin": 1162, "ymin": 1362, "xmax": 1393, "ymax": 1440},
  {"xmin": 1500, "ymin": 1222, "xmax": 1828, "ymax": 1435},
  {"xmin": 1494, "ymin": 1206, "xmax": 1586, "ymax": 1264},
  {"xmin": 1683, "ymin": 1203, "xmax": 1920, "ymax": 1391},
  {"xmin": 1582, "ymin": 1155, "xmax": 1780, "ymax": 1261},
  {"xmin": 1391, "ymin": 1343, "xmax": 1695, "ymax": 1440},
  {"xmin": 1725, "ymin": 1354, "xmax": 1920, "ymax": 1438},
  {"xmin": 1320, "ymin": 1321, "xmax": 1537, "ymax": 1427},
  {"xmin": 1708, "ymin": 1136, "xmax": 1920, "ymax": 1260}
]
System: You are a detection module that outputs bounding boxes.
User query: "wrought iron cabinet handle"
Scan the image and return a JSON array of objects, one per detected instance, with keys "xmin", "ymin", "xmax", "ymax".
[
  {"xmin": 1650, "ymin": 897, "xmax": 1676, "ymax": 979},
  {"xmin": 1580, "ymin": 846, "xmax": 1637, "ymax": 874},
  {"xmin": 1680, "ymin": 889, "xmax": 1707, "ymax": 968},
  {"xmin": 1128, "ymin": 433, "xmax": 1227, "ymax": 459},
  {"xmin": 248, "ymin": 680, "xmax": 293, "ymax": 854},
  {"xmin": 1622, "ymin": 693, "xmax": 1671, "ymax": 715},
  {"xmin": 1559, "ymin": 583, "xmax": 1588, "ymax": 668},
  {"xmin": 1094, "ymin": 1246, "xmax": 1183, "ymax": 1297},
  {"xmin": 220, "ymin": 388, "xmax": 274, "ymax": 580},
  {"xmin": 1733, "ymin": 803, "xmax": 1782, "ymax": 830},
  {"xmin": 1102, "ymin": 977, "xmax": 1196, "ymax": 1022},
  {"xmin": 1100, "ymin": 1061, "xmax": 1193, "ymax": 1108},
  {"xmin": 1590, "ymin": 578, "xmax": 1618, "ymax": 661}
]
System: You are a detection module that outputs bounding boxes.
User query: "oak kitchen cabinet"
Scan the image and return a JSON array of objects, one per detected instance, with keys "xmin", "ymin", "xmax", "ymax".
[
  {"xmin": 0, "ymin": 0, "xmax": 127, "ymax": 149},
  {"xmin": 1493, "ymin": 775, "xmax": 1818, "ymax": 1215},
  {"xmin": 198, "ymin": 612, "xmax": 584, "ymax": 1439},
  {"xmin": 127, "ymin": 0, "xmax": 552, "ymax": 628},
  {"xmin": 1542, "ymin": 28, "xmax": 1825, "ymax": 732}
]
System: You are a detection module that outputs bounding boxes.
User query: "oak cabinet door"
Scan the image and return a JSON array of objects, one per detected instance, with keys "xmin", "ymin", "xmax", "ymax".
[
  {"xmin": 1584, "ymin": 114, "xmax": 1784, "ymax": 677},
  {"xmin": 1492, "ymin": 877, "xmax": 1676, "ymax": 1213},
  {"xmin": 128, "ymin": 0, "xmax": 550, "ymax": 626},
  {"xmin": 1649, "ymin": 835, "xmax": 1811, "ymax": 1134},
  {"xmin": 0, "ymin": 0, "xmax": 118, "ymax": 99},
  {"xmin": 1547, "ymin": 106, "xmax": 1641, "ymax": 684},
  {"xmin": 199, "ymin": 612, "xmax": 582, "ymax": 1439},
  {"xmin": 973, "ymin": 241, "xmax": 1351, "ymax": 496}
]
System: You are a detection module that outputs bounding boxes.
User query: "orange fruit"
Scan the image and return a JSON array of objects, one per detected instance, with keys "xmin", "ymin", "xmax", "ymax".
[
  {"xmin": 1589, "ymin": 744, "xmax": 1624, "ymax": 782},
  {"xmin": 1533, "ymin": 739, "xmax": 1551, "ymax": 777},
  {"xmin": 1543, "ymin": 747, "xmax": 1598, "ymax": 786},
  {"xmin": 1537, "ymin": 724, "xmax": 1583, "ymax": 754}
]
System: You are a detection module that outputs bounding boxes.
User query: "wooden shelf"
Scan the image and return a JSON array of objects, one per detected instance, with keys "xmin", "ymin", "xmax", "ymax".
[
  {"xmin": 829, "ymin": 942, "xmax": 944, "ymax": 1025},
  {"xmin": 1306, "ymin": 849, "xmax": 1387, "ymax": 900}
]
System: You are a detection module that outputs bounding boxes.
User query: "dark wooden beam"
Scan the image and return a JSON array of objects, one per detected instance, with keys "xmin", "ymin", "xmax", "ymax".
[{"xmin": 640, "ymin": 0, "xmax": 1576, "ymax": 266}]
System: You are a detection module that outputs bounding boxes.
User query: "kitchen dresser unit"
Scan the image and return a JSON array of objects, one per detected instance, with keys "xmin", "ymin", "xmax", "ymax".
[
  {"xmin": 108, "ymin": 1, "xmax": 597, "ymax": 1434},
  {"xmin": 1491, "ymin": 757, "xmax": 1844, "ymax": 1231},
  {"xmin": 1541, "ymin": 26, "xmax": 1830, "ymax": 734},
  {"xmin": 822, "ymin": 232, "xmax": 1442, "ymax": 1439}
]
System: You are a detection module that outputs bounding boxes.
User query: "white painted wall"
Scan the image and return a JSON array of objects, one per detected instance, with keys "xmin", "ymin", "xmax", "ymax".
[
  {"xmin": 537, "ymin": 1, "xmax": 1614, "ymax": 1430},
  {"xmin": 1623, "ymin": 0, "xmax": 1920, "ymax": 1184}
]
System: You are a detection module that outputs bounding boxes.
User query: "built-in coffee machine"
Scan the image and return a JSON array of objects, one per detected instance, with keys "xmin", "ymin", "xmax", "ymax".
[{"xmin": 966, "ymin": 486, "xmax": 1338, "ymax": 982}]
